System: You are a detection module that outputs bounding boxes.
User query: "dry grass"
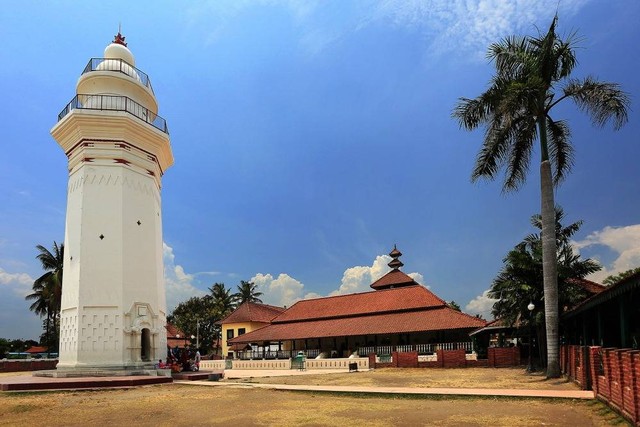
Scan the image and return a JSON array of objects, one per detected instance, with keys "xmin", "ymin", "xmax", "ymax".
[{"xmin": 0, "ymin": 384, "xmax": 627, "ymax": 426}]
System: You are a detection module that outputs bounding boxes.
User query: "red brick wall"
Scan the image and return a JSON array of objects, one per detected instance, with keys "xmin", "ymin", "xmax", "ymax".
[
  {"xmin": 437, "ymin": 349, "xmax": 466, "ymax": 368},
  {"xmin": 0, "ymin": 359, "xmax": 58, "ymax": 372},
  {"xmin": 561, "ymin": 345, "xmax": 640, "ymax": 426},
  {"xmin": 487, "ymin": 347, "xmax": 520, "ymax": 367},
  {"xmin": 392, "ymin": 351, "xmax": 418, "ymax": 368},
  {"xmin": 368, "ymin": 353, "xmax": 376, "ymax": 369},
  {"xmin": 621, "ymin": 351, "xmax": 639, "ymax": 423}
]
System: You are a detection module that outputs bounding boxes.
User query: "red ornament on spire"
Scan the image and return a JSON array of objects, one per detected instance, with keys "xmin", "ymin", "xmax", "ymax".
[{"xmin": 113, "ymin": 32, "xmax": 127, "ymax": 47}]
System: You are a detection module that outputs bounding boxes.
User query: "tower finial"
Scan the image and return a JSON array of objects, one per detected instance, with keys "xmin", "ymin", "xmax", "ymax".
[
  {"xmin": 388, "ymin": 245, "xmax": 403, "ymax": 270},
  {"xmin": 113, "ymin": 25, "xmax": 127, "ymax": 47}
]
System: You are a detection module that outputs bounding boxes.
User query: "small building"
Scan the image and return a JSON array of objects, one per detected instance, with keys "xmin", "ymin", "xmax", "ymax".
[
  {"xmin": 562, "ymin": 271, "xmax": 640, "ymax": 348},
  {"xmin": 226, "ymin": 247, "xmax": 486, "ymax": 359},
  {"xmin": 219, "ymin": 302, "xmax": 285, "ymax": 358}
]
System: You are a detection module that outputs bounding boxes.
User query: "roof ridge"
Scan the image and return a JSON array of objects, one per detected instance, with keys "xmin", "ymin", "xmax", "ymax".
[{"xmin": 292, "ymin": 283, "xmax": 423, "ymax": 303}]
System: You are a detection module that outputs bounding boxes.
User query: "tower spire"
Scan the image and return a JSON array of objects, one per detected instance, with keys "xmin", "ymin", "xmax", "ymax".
[
  {"xmin": 113, "ymin": 25, "xmax": 127, "ymax": 46},
  {"xmin": 388, "ymin": 244, "xmax": 404, "ymax": 270}
]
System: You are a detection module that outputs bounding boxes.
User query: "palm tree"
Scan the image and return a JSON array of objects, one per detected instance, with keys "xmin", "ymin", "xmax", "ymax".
[
  {"xmin": 233, "ymin": 280, "xmax": 263, "ymax": 305},
  {"xmin": 26, "ymin": 242, "xmax": 64, "ymax": 354},
  {"xmin": 209, "ymin": 283, "xmax": 235, "ymax": 315},
  {"xmin": 453, "ymin": 16, "xmax": 629, "ymax": 377}
]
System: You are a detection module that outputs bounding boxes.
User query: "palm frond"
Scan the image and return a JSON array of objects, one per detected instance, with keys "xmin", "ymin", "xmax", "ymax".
[
  {"xmin": 564, "ymin": 77, "xmax": 630, "ymax": 129},
  {"xmin": 545, "ymin": 118, "xmax": 574, "ymax": 185}
]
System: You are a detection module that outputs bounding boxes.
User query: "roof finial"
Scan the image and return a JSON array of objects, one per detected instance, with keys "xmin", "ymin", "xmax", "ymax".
[
  {"xmin": 113, "ymin": 24, "xmax": 127, "ymax": 47},
  {"xmin": 388, "ymin": 245, "xmax": 403, "ymax": 270}
]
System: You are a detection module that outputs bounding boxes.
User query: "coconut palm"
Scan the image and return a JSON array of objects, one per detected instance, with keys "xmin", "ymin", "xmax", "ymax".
[
  {"xmin": 233, "ymin": 280, "xmax": 263, "ymax": 305},
  {"xmin": 453, "ymin": 16, "xmax": 629, "ymax": 377},
  {"xmin": 26, "ymin": 242, "xmax": 64, "ymax": 354},
  {"xmin": 209, "ymin": 282, "xmax": 235, "ymax": 314}
]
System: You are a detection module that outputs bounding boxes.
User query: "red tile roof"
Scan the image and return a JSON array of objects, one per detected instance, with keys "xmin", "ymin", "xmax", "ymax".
[
  {"xmin": 567, "ymin": 278, "xmax": 606, "ymax": 295},
  {"xmin": 271, "ymin": 285, "xmax": 445, "ymax": 323},
  {"xmin": 230, "ymin": 306, "xmax": 485, "ymax": 343},
  {"xmin": 25, "ymin": 346, "xmax": 48, "ymax": 354},
  {"xmin": 220, "ymin": 301, "xmax": 285, "ymax": 324},
  {"xmin": 370, "ymin": 269, "xmax": 418, "ymax": 290}
]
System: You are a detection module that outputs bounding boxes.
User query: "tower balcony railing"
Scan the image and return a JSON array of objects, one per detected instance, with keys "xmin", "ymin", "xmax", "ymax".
[
  {"xmin": 82, "ymin": 58, "xmax": 154, "ymax": 93},
  {"xmin": 57, "ymin": 94, "xmax": 169, "ymax": 134}
]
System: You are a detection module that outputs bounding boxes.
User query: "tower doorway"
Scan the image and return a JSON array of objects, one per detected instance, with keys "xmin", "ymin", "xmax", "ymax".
[{"xmin": 141, "ymin": 328, "xmax": 151, "ymax": 361}]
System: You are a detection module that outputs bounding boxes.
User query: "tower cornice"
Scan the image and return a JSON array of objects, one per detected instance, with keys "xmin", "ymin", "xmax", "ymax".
[{"xmin": 51, "ymin": 109, "xmax": 174, "ymax": 173}]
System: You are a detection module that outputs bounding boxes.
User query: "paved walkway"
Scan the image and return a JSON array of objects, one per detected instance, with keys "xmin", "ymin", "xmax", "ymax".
[
  {"xmin": 175, "ymin": 368, "xmax": 594, "ymax": 399},
  {"xmin": 176, "ymin": 379, "xmax": 595, "ymax": 399}
]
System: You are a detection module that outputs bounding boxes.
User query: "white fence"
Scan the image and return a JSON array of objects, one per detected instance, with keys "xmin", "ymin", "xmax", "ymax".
[
  {"xmin": 199, "ymin": 360, "xmax": 225, "ymax": 370},
  {"xmin": 201, "ymin": 357, "xmax": 369, "ymax": 371},
  {"xmin": 358, "ymin": 342, "xmax": 474, "ymax": 356},
  {"xmin": 305, "ymin": 358, "xmax": 368, "ymax": 370}
]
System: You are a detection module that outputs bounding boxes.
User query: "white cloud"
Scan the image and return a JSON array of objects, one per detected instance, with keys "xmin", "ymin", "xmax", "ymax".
[
  {"xmin": 573, "ymin": 224, "xmax": 640, "ymax": 283},
  {"xmin": 251, "ymin": 272, "xmax": 305, "ymax": 308},
  {"xmin": 465, "ymin": 290, "xmax": 497, "ymax": 320},
  {"xmin": 0, "ymin": 267, "xmax": 34, "ymax": 297},
  {"xmin": 251, "ymin": 253, "xmax": 428, "ymax": 308},
  {"xmin": 373, "ymin": 0, "xmax": 589, "ymax": 58},
  {"xmin": 186, "ymin": 0, "xmax": 590, "ymax": 57},
  {"xmin": 163, "ymin": 243, "xmax": 205, "ymax": 311}
]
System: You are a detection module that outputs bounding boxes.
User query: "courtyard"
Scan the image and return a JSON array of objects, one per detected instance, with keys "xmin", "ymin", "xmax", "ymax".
[{"xmin": 0, "ymin": 368, "xmax": 628, "ymax": 426}]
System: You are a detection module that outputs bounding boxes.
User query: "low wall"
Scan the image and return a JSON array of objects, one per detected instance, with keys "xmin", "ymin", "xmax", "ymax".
[
  {"xmin": 367, "ymin": 348, "xmax": 519, "ymax": 369},
  {"xmin": 203, "ymin": 358, "xmax": 369, "ymax": 371},
  {"xmin": 199, "ymin": 360, "xmax": 225, "ymax": 370},
  {"xmin": 231, "ymin": 359, "xmax": 291, "ymax": 370},
  {"xmin": 561, "ymin": 345, "xmax": 640, "ymax": 426},
  {"xmin": 487, "ymin": 347, "xmax": 520, "ymax": 367},
  {"xmin": 0, "ymin": 359, "xmax": 58, "ymax": 373},
  {"xmin": 306, "ymin": 358, "xmax": 368, "ymax": 370}
]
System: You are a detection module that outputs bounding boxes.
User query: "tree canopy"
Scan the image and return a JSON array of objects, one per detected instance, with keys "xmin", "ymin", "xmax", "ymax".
[
  {"xmin": 603, "ymin": 267, "xmax": 640, "ymax": 286},
  {"xmin": 452, "ymin": 15, "xmax": 629, "ymax": 377},
  {"xmin": 233, "ymin": 280, "xmax": 263, "ymax": 305},
  {"xmin": 25, "ymin": 242, "xmax": 64, "ymax": 354},
  {"xmin": 489, "ymin": 207, "xmax": 600, "ymax": 327}
]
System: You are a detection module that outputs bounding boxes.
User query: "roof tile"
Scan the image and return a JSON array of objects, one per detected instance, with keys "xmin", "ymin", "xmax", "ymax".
[{"xmin": 272, "ymin": 285, "xmax": 445, "ymax": 323}]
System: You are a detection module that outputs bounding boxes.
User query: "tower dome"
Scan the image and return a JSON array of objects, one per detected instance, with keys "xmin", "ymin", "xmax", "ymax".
[{"xmin": 104, "ymin": 32, "xmax": 135, "ymax": 65}]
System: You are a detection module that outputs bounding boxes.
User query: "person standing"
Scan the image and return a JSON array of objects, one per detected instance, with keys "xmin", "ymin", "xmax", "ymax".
[{"xmin": 194, "ymin": 350, "xmax": 201, "ymax": 371}]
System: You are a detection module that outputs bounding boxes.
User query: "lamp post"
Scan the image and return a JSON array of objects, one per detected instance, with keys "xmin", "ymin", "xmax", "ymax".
[
  {"xmin": 196, "ymin": 320, "xmax": 200, "ymax": 349},
  {"xmin": 527, "ymin": 301, "xmax": 535, "ymax": 372}
]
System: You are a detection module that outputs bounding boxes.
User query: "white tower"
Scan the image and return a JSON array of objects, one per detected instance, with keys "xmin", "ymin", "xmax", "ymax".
[{"xmin": 51, "ymin": 33, "xmax": 173, "ymax": 374}]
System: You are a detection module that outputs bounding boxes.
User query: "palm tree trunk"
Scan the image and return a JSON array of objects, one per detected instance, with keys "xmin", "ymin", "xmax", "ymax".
[{"xmin": 540, "ymin": 159, "xmax": 560, "ymax": 377}]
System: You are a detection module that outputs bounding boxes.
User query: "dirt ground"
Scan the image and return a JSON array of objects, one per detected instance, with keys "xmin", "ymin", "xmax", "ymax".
[
  {"xmin": 0, "ymin": 368, "xmax": 630, "ymax": 426},
  {"xmin": 237, "ymin": 367, "xmax": 580, "ymax": 390},
  {"xmin": 0, "ymin": 384, "xmax": 628, "ymax": 426}
]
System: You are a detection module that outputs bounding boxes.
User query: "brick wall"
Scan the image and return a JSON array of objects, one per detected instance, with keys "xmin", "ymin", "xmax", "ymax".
[
  {"xmin": 561, "ymin": 345, "xmax": 640, "ymax": 426},
  {"xmin": 487, "ymin": 347, "xmax": 520, "ymax": 367},
  {"xmin": 392, "ymin": 351, "xmax": 418, "ymax": 368}
]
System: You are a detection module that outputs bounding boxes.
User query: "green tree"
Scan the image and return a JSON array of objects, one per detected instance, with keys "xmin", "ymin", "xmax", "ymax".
[
  {"xmin": 209, "ymin": 282, "xmax": 235, "ymax": 314},
  {"xmin": 233, "ymin": 280, "xmax": 263, "ymax": 305},
  {"xmin": 452, "ymin": 16, "xmax": 629, "ymax": 377},
  {"xmin": 603, "ymin": 267, "xmax": 640, "ymax": 286},
  {"xmin": 169, "ymin": 296, "xmax": 217, "ymax": 352},
  {"xmin": 168, "ymin": 283, "xmax": 238, "ymax": 354},
  {"xmin": 489, "ymin": 208, "xmax": 600, "ymax": 364},
  {"xmin": 209, "ymin": 282, "xmax": 235, "ymax": 354},
  {"xmin": 25, "ymin": 242, "xmax": 64, "ymax": 355},
  {"xmin": 447, "ymin": 301, "xmax": 461, "ymax": 312}
]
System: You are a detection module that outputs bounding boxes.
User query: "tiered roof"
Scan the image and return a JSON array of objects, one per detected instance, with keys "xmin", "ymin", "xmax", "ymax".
[{"xmin": 228, "ymin": 247, "xmax": 485, "ymax": 344}]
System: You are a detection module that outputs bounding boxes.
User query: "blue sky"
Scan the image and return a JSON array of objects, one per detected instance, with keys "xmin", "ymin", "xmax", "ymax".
[{"xmin": 1, "ymin": 1, "xmax": 639, "ymax": 340}]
